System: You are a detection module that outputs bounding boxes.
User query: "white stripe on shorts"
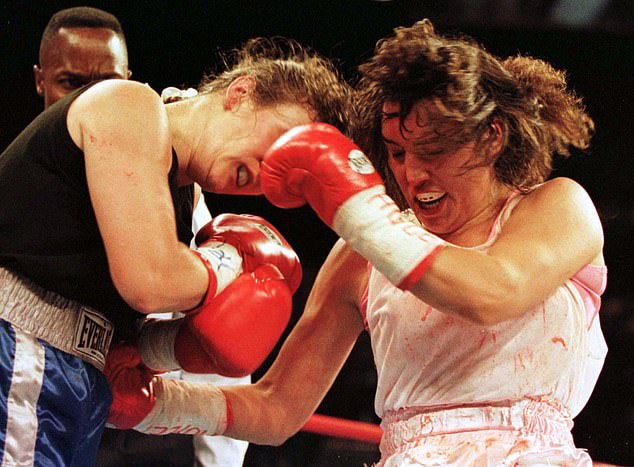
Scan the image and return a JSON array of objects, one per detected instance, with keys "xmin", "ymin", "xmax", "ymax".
[{"xmin": 2, "ymin": 327, "xmax": 45, "ymax": 467}]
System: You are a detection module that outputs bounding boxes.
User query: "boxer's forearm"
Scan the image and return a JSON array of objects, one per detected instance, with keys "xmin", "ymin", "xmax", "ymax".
[
  {"xmin": 134, "ymin": 377, "xmax": 295, "ymax": 446},
  {"xmin": 221, "ymin": 382, "xmax": 308, "ymax": 446},
  {"xmin": 133, "ymin": 378, "xmax": 232, "ymax": 437}
]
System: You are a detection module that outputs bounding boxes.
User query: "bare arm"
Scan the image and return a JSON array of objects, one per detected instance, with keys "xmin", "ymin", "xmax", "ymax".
[
  {"xmin": 412, "ymin": 178, "xmax": 604, "ymax": 324},
  {"xmin": 222, "ymin": 239, "xmax": 367, "ymax": 445},
  {"xmin": 67, "ymin": 80, "xmax": 208, "ymax": 313},
  {"xmin": 261, "ymin": 124, "xmax": 605, "ymax": 326}
]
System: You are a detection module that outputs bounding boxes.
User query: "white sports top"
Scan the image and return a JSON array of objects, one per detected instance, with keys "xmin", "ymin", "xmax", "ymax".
[{"xmin": 362, "ymin": 194, "xmax": 607, "ymax": 420}]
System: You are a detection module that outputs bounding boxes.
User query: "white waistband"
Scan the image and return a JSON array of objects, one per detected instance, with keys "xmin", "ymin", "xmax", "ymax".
[
  {"xmin": 380, "ymin": 399, "xmax": 573, "ymax": 454},
  {"xmin": 0, "ymin": 267, "xmax": 113, "ymax": 371}
]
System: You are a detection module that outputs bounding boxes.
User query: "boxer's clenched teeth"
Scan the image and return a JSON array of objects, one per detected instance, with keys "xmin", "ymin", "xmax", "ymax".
[
  {"xmin": 416, "ymin": 192, "xmax": 446, "ymax": 208},
  {"xmin": 237, "ymin": 166, "xmax": 249, "ymax": 187}
]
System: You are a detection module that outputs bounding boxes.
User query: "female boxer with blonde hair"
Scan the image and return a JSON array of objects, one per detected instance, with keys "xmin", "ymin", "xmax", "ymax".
[{"xmin": 0, "ymin": 37, "xmax": 351, "ymax": 466}]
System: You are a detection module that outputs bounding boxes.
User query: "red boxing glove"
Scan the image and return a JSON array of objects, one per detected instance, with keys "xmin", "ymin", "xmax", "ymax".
[
  {"xmin": 104, "ymin": 343, "xmax": 157, "ymax": 430},
  {"xmin": 175, "ymin": 263, "xmax": 292, "ymax": 377},
  {"xmin": 261, "ymin": 123, "xmax": 384, "ymax": 227},
  {"xmin": 196, "ymin": 213, "xmax": 302, "ymax": 294},
  {"xmin": 106, "ymin": 346, "xmax": 232, "ymax": 436},
  {"xmin": 262, "ymin": 123, "xmax": 445, "ymax": 290}
]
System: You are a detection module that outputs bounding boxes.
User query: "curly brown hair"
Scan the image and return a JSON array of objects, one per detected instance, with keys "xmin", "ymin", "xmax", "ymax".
[
  {"xmin": 355, "ymin": 19, "xmax": 594, "ymax": 208},
  {"xmin": 197, "ymin": 37, "xmax": 353, "ymax": 135}
]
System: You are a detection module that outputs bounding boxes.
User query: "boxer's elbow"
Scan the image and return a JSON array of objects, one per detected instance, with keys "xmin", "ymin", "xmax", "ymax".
[
  {"xmin": 118, "ymin": 286, "xmax": 167, "ymax": 315},
  {"xmin": 265, "ymin": 432, "xmax": 292, "ymax": 447},
  {"xmin": 264, "ymin": 413, "xmax": 305, "ymax": 446},
  {"xmin": 226, "ymin": 404, "xmax": 298, "ymax": 446},
  {"xmin": 113, "ymin": 271, "xmax": 182, "ymax": 314},
  {"xmin": 252, "ymin": 384, "xmax": 312, "ymax": 446}
]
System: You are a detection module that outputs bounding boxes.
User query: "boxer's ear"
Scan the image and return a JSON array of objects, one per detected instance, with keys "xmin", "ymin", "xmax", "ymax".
[
  {"xmin": 483, "ymin": 119, "xmax": 505, "ymax": 160},
  {"xmin": 224, "ymin": 75, "xmax": 256, "ymax": 111},
  {"xmin": 33, "ymin": 64, "xmax": 44, "ymax": 96}
]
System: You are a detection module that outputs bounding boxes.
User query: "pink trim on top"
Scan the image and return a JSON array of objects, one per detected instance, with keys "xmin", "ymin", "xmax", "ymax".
[
  {"xmin": 570, "ymin": 264, "xmax": 607, "ymax": 329},
  {"xmin": 480, "ymin": 191, "xmax": 524, "ymax": 249}
]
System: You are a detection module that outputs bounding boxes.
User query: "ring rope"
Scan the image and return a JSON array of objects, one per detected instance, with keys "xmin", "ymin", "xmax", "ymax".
[{"xmin": 302, "ymin": 413, "xmax": 382, "ymax": 444}]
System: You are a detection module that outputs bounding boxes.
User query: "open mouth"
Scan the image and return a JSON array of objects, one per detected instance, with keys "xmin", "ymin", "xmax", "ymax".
[
  {"xmin": 236, "ymin": 166, "xmax": 249, "ymax": 187},
  {"xmin": 415, "ymin": 192, "xmax": 446, "ymax": 209}
]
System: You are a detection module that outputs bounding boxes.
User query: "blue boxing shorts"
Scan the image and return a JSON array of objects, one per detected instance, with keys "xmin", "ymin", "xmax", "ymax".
[{"xmin": 0, "ymin": 319, "xmax": 112, "ymax": 467}]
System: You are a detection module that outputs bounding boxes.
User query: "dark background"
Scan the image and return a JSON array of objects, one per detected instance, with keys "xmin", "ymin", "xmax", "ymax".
[{"xmin": 1, "ymin": 1, "xmax": 633, "ymax": 465}]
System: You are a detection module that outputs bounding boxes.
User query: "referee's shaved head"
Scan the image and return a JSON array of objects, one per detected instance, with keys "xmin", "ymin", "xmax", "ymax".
[
  {"xmin": 34, "ymin": 7, "xmax": 131, "ymax": 109},
  {"xmin": 39, "ymin": 7, "xmax": 127, "ymax": 63}
]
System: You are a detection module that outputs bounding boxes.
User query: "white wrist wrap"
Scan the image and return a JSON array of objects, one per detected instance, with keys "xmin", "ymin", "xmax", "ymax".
[
  {"xmin": 134, "ymin": 378, "xmax": 231, "ymax": 436},
  {"xmin": 196, "ymin": 242, "xmax": 243, "ymax": 296},
  {"xmin": 333, "ymin": 185, "xmax": 445, "ymax": 290},
  {"xmin": 138, "ymin": 319, "xmax": 183, "ymax": 372}
]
